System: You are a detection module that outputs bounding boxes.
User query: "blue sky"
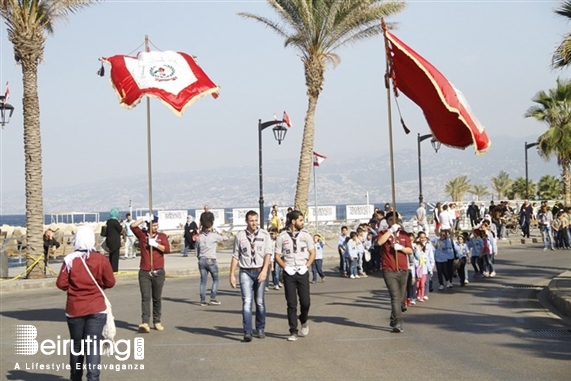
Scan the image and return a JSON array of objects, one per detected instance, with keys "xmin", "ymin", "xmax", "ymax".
[{"xmin": 0, "ymin": 0, "xmax": 566, "ymax": 198}]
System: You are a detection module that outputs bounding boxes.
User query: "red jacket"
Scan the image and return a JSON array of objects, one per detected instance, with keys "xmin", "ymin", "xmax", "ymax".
[
  {"xmin": 56, "ymin": 252, "xmax": 115, "ymax": 318},
  {"xmin": 132, "ymin": 226, "xmax": 171, "ymax": 271}
]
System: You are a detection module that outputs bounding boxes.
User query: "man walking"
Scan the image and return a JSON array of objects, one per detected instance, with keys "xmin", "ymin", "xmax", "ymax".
[
  {"xmin": 467, "ymin": 201, "xmax": 480, "ymax": 228},
  {"xmin": 230, "ymin": 211, "xmax": 272, "ymax": 342},
  {"xmin": 131, "ymin": 215, "xmax": 171, "ymax": 333},
  {"xmin": 415, "ymin": 203, "xmax": 429, "ymax": 234},
  {"xmin": 183, "ymin": 215, "xmax": 198, "ymax": 257},
  {"xmin": 274, "ymin": 210, "xmax": 316, "ymax": 342},
  {"xmin": 196, "ymin": 220, "xmax": 228, "ymax": 305},
  {"xmin": 377, "ymin": 212, "xmax": 413, "ymax": 333}
]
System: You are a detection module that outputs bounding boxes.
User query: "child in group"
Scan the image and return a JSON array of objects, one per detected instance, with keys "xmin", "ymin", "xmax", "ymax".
[
  {"xmin": 455, "ymin": 234, "xmax": 470, "ymax": 286},
  {"xmin": 346, "ymin": 232, "xmax": 362, "ymax": 279},
  {"xmin": 268, "ymin": 227, "xmax": 281, "ymax": 290},
  {"xmin": 469, "ymin": 228, "xmax": 485, "ymax": 278},
  {"xmin": 312, "ymin": 234, "xmax": 325, "ymax": 283},
  {"xmin": 480, "ymin": 221, "xmax": 497, "ymax": 277},
  {"xmin": 406, "ymin": 232, "xmax": 417, "ymax": 306},
  {"xmin": 414, "ymin": 231, "xmax": 434, "ymax": 301}
]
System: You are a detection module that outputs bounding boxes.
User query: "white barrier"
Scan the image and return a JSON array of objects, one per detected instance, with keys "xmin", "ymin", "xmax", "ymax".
[
  {"xmin": 231, "ymin": 208, "xmax": 257, "ymax": 227},
  {"xmin": 307, "ymin": 206, "xmax": 336, "ymax": 222},
  {"xmin": 158, "ymin": 210, "xmax": 187, "ymax": 230},
  {"xmin": 346, "ymin": 205, "xmax": 374, "ymax": 222}
]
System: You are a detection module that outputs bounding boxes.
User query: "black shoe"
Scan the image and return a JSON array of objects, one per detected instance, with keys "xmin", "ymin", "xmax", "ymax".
[
  {"xmin": 243, "ymin": 334, "xmax": 252, "ymax": 343},
  {"xmin": 392, "ymin": 325, "xmax": 404, "ymax": 333},
  {"xmin": 401, "ymin": 305, "xmax": 407, "ymax": 312},
  {"xmin": 389, "ymin": 321, "xmax": 396, "ymax": 328},
  {"xmin": 257, "ymin": 329, "xmax": 265, "ymax": 339}
]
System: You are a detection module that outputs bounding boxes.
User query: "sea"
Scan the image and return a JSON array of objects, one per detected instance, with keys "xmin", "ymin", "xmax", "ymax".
[{"xmin": 0, "ymin": 202, "xmax": 423, "ymax": 227}]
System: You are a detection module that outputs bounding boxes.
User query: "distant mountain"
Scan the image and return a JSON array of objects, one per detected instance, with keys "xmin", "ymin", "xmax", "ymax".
[{"xmin": 0, "ymin": 135, "xmax": 559, "ymax": 214}]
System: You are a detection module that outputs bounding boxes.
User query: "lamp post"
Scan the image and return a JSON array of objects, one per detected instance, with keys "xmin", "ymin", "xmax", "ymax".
[
  {"xmin": 258, "ymin": 118, "xmax": 287, "ymax": 229},
  {"xmin": 525, "ymin": 141, "xmax": 539, "ymax": 199},
  {"xmin": 417, "ymin": 133, "xmax": 441, "ymax": 205},
  {"xmin": 0, "ymin": 95, "xmax": 15, "ymax": 128}
]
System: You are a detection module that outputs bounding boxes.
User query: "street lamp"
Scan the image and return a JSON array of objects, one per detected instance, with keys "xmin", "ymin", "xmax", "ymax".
[
  {"xmin": 525, "ymin": 141, "xmax": 539, "ymax": 199},
  {"xmin": 258, "ymin": 118, "xmax": 287, "ymax": 229},
  {"xmin": 417, "ymin": 133, "xmax": 441, "ymax": 205},
  {"xmin": 0, "ymin": 95, "xmax": 15, "ymax": 128}
]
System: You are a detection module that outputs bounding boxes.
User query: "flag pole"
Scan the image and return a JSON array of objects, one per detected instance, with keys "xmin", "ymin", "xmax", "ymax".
[
  {"xmin": 313, "ymin": 160, "xmax": 318, "ymax": 235},
  {"xmin": 382, "ymin": 20, "xmax": 398, "ymax": 218},
  {"xmin": 145, "ymin": 34, "xmax": 154, "ymax": 270}
]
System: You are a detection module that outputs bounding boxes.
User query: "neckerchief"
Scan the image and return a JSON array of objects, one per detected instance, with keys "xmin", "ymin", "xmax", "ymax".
[
  {"xmin": 286, "ymin": 229, "xmax": 300, "ymax": 253},
  {"xmin": 245, "ymin": 229, "xmax": 260, "ymax": 265}
]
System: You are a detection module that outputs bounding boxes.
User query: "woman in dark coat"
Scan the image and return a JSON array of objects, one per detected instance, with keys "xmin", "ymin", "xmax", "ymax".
[
  {"xmin": 183, "ymin": 216, "xmax": 199, "ymax": 256},
  {"xmin": 105, "ymin": 208, "xmax": 123, "ymax": 272}
]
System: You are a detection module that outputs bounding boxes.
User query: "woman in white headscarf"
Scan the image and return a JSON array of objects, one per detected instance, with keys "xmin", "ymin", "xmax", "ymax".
[{"xmin": 56, "ymin": 226, "xmax": 115, "ymax": 381}]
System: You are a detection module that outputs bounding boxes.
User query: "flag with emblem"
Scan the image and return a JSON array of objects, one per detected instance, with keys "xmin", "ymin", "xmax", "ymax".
[
  {"xmin": 101, "ymin": 51, "xmax": 219, "ymax": 115},
  {"xmin": 384, "ymin": 30, "xmax": 490, "ymax": 154},
  {"xmin": 283, "ymin": 111, "xmax": 292, "ymax": 128}
]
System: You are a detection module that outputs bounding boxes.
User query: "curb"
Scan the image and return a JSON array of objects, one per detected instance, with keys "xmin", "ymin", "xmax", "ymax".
[{"xmin": 546, "ymin": 271, "xmax": 571, "ymax": 319}]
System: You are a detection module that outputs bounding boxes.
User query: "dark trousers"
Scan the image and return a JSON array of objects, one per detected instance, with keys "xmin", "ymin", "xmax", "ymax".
[
  {"xmin": 457, "ymin": 257, "xmax": 467, "ymax": 284},
  {"xmin": 67, "ymin": 313, "xmax": 106, "ymax": 381},
  {"xmin": 108, "ymin": 248, "xmax": 120, "ymax": 272},
  {"xmin": 382, "ymin": 270, "xmax": 408, "ymax": 327},
  {"xmin": 338, "ymin": 248, "xmax": 346, "ymax": 273},
  {"xmin": 138, "ymin": 269, "xmax": 165, "ymax": 324},
  {"xmin": 436, "ymin": 260, "xmax": 453, "ymax": 285},
  {"xmin": 283, "ymin": 272, "xmax": 310, "ymax": 334},
  {"xmin": 521, "ymin": 219, "xmax": 531, "ymax": 238}
]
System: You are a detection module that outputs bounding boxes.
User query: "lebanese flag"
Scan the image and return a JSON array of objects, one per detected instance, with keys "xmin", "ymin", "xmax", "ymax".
[
  {"xmin": 384, "ymin": 30, "xmax": 491, "ymax": 154},
  {"xmin": 283, "ymin": 111, "xmax": 292, "ymax": 128},
  {"xmin": 313, "ymin": 151, "xmax": 326, "ymax": 167},
  {"xmin": 102, "ymin": 51, "xmax": 219, "ymax": 115}
]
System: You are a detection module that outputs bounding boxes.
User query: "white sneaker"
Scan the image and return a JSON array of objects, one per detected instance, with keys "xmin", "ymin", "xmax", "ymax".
[
  {"xmin": 274, "ymin": 285, "xmax": 280, "ymax": 290},
  {"xmin": 355, "ymin": 275, "xmax": 360, "ymax": 279},
  {"xmin": 350, "ymin": 275, "xmax": 355, "ymax": 279},
  {"xmin": 423, "ymin": 296, "xmax": 429, "ymax": 301},
  {"xmin": 438, "ymin": 285, "xmax": 445, "ymax": 290},
  {"xmin": 483, "ymin": 271, "xmax": 489, "ymax": 277},
  {"xmin": 447, "ymin": 282, "xmax": 453, "ymax": 288},
  {"xmin": 287, "ymin": 333, "xmax": 298, "ymax": 341},
  {"xmin": 490, "ymin": 271, "xmax": 496, "ymax": 277},
  {"xmin": 300, "ymin": 322, "xmax": 309, "ymax": 336}
]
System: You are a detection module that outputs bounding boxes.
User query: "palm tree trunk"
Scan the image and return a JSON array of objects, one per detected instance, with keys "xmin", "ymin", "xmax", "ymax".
[
  {"xmin": 22, "ymin": 60, "xmax": 45, "ymax": 279},
  {"xmin": 563, "ymin": 163, "xmax": 571, "ymax": 205},
  {"xmin": 294, "ymin": 58, "xmax": 324, "ymax": 213}
]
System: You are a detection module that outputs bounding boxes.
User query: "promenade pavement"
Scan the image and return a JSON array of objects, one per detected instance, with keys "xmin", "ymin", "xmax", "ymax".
[{"xmin": 1, "ymin": 234, "xmax": 570, "ymax": 321}]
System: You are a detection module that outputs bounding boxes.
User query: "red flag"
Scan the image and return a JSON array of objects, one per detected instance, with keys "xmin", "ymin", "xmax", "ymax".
[
  {"xmin": 102, "ymin": 51, "xmax": 219, "ymax": 115},
  {"xmin": 384, "ymin": 30, "xmax": 491, "ymax": 154},
  {"xmin": 283, "ymin": 111, "xmax": 292, "ymax": 128},
  {"xmin": 313, "ymin": 151, "xmax": 326, "ymax": 167},
  {"xmin": 3, "ymin": 82, "xmax": 9, "ymax": 102}
]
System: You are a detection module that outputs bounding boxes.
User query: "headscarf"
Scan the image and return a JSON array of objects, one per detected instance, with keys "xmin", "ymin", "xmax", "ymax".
[
  {"xmin": 63, "ymin": 226, "xmax": 96, "ymax": 271},
  {"xmin": 109, "ymin": 208, "xmax": 120, "ymax": 220}
]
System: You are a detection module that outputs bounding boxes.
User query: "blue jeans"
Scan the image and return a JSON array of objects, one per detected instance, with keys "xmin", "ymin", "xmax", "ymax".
[
  {"xmin": 67, "ymin": 313, "xmax": 106, "ymax": 381},
  {"xmin": 272, "ymin": 263, "xmax": 281, "ymax": 286},
  {"xmin": 382, "ymin": 270, "xmax": 408, "ymax": 327},
  {"xmin": 312, "ymin": 259, "xmax": 324, "ymax": 282},
  {"xmin": 541, "ymin": 225, "xmax": 555, "ymax": 250},
  {"xmin": 199, "ymin": 257, "xmax": 219, "ymax": 302},
  {"xmin": 349, "ymin": 257, "xmax": 358, "ymax": 276},
  {"xmin": 239, "ymin": 268, "xmax": 267, "ymax": 335}
]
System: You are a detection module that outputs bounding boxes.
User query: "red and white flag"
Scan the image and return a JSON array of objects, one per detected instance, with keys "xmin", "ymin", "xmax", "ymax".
[
  {"xmin": 102, "ymin": 51, "xmax": 219, "ymax": 115},
  {"xmin": 283, "ymin": 111, "xmax": 292, "ymax": 128},
  {"xmin": 3, "ymin": 82, "xmax": 9, "ymax": 102},
  {"xmin": 313, "ymin": 151, "xmax": 327, "ymax": 167},
  {"xmin": 384, "ymin": 30, "xmax": 490, "ymax": 154}
]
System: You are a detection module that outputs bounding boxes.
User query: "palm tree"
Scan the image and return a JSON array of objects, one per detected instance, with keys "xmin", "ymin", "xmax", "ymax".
[
  {"xmin": 238, "ymin": 0, "xmax": 406, "ymax": 212},
  {"xmin": 553, "ymin": 0, "xmax": 571, "ymax": 68},
  {"xmin": 445, "ymin": 176, "xmax": 471, "ymax": 202},
  {"xmin": 525, "ymin": 78, "xmax": 571, "ymax": 205},
  {"xmin": 537, "ymin": 175, "xmax": 563, "ymax": 200},
  {"xmin": 468, "ymin": 184, "xmax": 491, "ymax": 201},
  {"xmin": 0, "ymin": 0, "xmax": 100, "ymax": 278},
  {"xmin": 510, "ymin": 177, "xmax": 536, "ymax": 200},
  {"xmin": 491, "ymin": 170, "xmax": 513, "ymax": 200}
]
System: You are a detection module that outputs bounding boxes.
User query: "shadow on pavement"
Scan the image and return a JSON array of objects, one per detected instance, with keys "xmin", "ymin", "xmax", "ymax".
[
  {"xmin": 0, "ymin": 308, "xmax": 65, "ymax": 323},
  {"xmin": 6, "ymin": 370, "xmax": 66, "ymax": 381}
]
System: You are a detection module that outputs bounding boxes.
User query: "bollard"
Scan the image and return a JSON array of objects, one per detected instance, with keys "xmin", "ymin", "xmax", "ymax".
[{"xmin": 0, "ymin": 250, "xmax": 8, "ymax": 278}]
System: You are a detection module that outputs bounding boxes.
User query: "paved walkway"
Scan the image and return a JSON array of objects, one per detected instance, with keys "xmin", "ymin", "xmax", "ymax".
[{"xmin": 1, "ymin": 235, "xmax": 570, "ymax": 321}]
